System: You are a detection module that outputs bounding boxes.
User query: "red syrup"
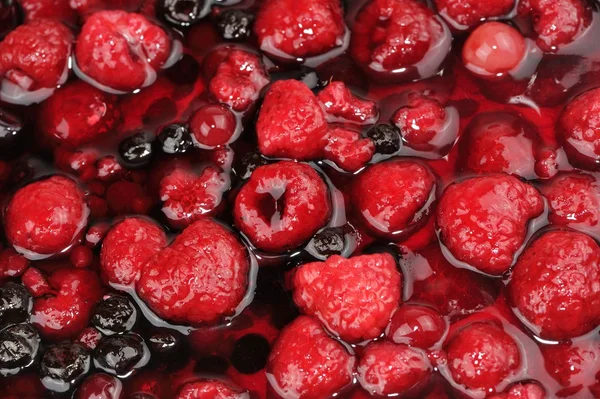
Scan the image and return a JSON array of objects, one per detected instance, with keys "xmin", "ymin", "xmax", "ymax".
[{"xmin": 0, "ymin": 0, "xmax": 600, "ymax": 398}]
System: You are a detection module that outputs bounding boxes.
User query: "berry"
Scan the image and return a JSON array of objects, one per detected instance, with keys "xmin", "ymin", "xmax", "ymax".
[
  {"xmin": 256, "ymin": 80, "xmax": 328, "ymax": 160},
  {"xmin": 310, "ymin": 227, "xmax": 346, "ymax": 258},
  {"xmin": 0, "ymin": 108, "xmax": 25, "ymax": 155},
  {"xmin": 100, "ymin": 217, "xmax": 167, "ymax": 287},
  {"xmin": 366, "ymin": 124, "xmax": 401, "ymax": 155},
  {"xmin": 434, "ymin": 0, "xmax": 515, "ymax": 30},
  {"xmin": 234, "ymin": 161, "xmax": 331, "ymax": 252},
  {"xmin": 136, "ymin": 219, "xmax": 250, "ymax": 325},
  {"xmin": 215, "ymin": 9, "xmax": 254, "ymax": 41},
  {"xmin": 323, "ymin": 127, "xmax": 375, "ymax": 172},
  {"xmin": 267, "ymin": 316, "xmax": 355, "ymax": 399},
  {"xmin": 0, "ymin": 323, "xmax": 40, "ymax": 376},
  {"xmin": 540, "ymin": 339, "xmax": 599, "ymax": 393},
  {"xmin": 148, "ymin": 328, "xmax": 183, "ymax": 357},
  {"xmin": 317, "ymin": 81, "xmax": 378, "ymax": 124},
  {"xmin": 445, "ymin": 321, "xmax": 521, "ymax": 393},
  {"xmin": 292, "ymin": 253, "xmax": 402, "ymax": 343},
  {"xmin": 0, "ymin": 249, "xmax": 29, "ymax": 278},
  {"xmin": 70, "ymin": 245, "xmax": 93, "ymax": 268},
  {"xmin": 508, "ymin": 229, "xmax": 600, "ymax": 340},
  {"xmin": 156, "ymin": 123, "xmax": 193, "ymax": 154},
  {"xmin": 40, "ymin": 342, "xmax": 91, "ymax": 392},
  {"xmin": 357, "ymin": 341, "xmax": 431, "ymax": 396},
  {"xmin": 488, "ymin": 381, "xmax": 546, "ymax": 399},
  {"xmin": 158, "ymin": 0, "xmax": 208, "ymax": 27},
  {"xmin": 75, "ymin": 11, "xmax": 172, "ymax": 92},
  {"xmin": 0, "ymin": 282, "xmax": 32, "ymax": 328},
  {"xmin": 18, "ymin": 0, "xmax": 76, "ymax": 25},
  {"xmin": 254, "ymin": 0, "xmax": 345, "ymax": 59},
  {"xmin": 386, "ymin": 304, "xmax": 447, "ymax": 349},
  {"xmin": 557, "ymin": 87, "xmax": 600, "ymax": 170},
  {"xmin": 76, "ymin": 327, "xmax": 102, "ymax": 351},
  {"xmin": 230, "ymin": 333, "xmax": 270, "ymax": 374},
  {"xmin": 93, "ymin": 333, "xmax": 149, "ymax": 377},
  {"xmin": 0, "ymin": 0, "xmax": 20, "ymax": 39},
  {"xmin": 176, "ymin": 379, "xmax": 248, "ymax": 399},
  {"xmin": 436, "ymin": 174, "xmax": 544, "ymax": 275},
  {"xmin": 38, "ymin": 80, "xmax": 122, "ymax": 148},
  {"xmin": 91, "ymin": 295, "xmax": 138, "ymax": 335},
  {"xmin": 353, "ymin": 159, "xmax": 437, "ymax": 238},
  {"xmin": 189, "ymin": 104, "xmax": 237, "ymax": 148},
  {"xmin": 21, "ymin": 267, "xmax": 52, "ymax": 297},
  {"xmin": 75, "ymin": 373, "xmax": 124, "ymax": 399},
  {"xmin": 119, "ymin": 133, "xmax": 153, "ymax": 168},
  {"xmin": 270, "ymin": 66, "xmax": 321, "ymax": 90}
]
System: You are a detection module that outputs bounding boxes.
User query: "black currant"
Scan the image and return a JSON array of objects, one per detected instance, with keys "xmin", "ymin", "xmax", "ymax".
[
  {"xmin": 311, "ymin": 227, "xmax": 345, "ymax": 257},
  {"xmin": 0, "ymin": 323, "xmax": 40, "ymax": 376},
  {"xmin": 91, "ymin": 295, "xmax": 137, "ymax": 336},
  {"xmin": 40, "ymin": 342, "xmax": 91, "ymax": 392},
  {"xmin": 118, "ymin": 132, "xmax": 153, "ymax": 168},
  {"xmin": 156, "ymin": 123, "xmax": 193, "ymax": 154},
  {"xmin": 215, "ymin": 9, "xmax": 254, "ymax": 41},
  {"xmin": 93, "ymin": 333, "xmax": 149, "ymax": 378},
  {"xmin": 0, "ymin": 282, "xmax": 32, "ymax": 328},
  {"xmin": 366, "ymin": 124, "xmax": 401, "ymax": 155},
  {"xmin": 159, "ymin": 0, "xmax": 209, "ymax": 27}
]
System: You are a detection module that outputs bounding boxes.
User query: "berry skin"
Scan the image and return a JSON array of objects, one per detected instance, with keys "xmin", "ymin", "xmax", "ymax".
[
  {"xmin": 76, "ymin": 327, "xmax": 102, "ymax": 351},
  {"xmin": 5, "ymin": 175, "xmax": 89, "ymax": 259},
  {"xmin": 256, "ymin": 80, "xmax": 328, "ymax": 160},
  {"xmin": 267, "ymin": 316, "xmax": 355, "ymax": 399},
  {"xmin": 445, "ymin": 321, "xmax": 521, "ymax": 393},
  {"xmin": 38, "ymin": 80, "xmax": 122, "ymax": 148},
  {"xmin": 119, "ymin": 132, "xmax": 153, "ymax": 168},
  {"xmin": 21, "ymin": 267, "xmax": 52, "ymax": 297},
  {"xmin": 540, "ymin": 339, "xmax": 599, "ymax": 394},
  {"xmin": 393, "ymin": 95, "xmax": 449, "ymax": 151},
  {"xmin": 557, "ymin": 87, "xmax": 600, "ymax": 171},
  {"xmin": 0, "ymin": 249, "xmax": 29, "ymax": 278},
  {"xmin": 0, "ymin": 323, "xmax": 40, "ymax": 376},
  {"xmin": 136, "ymin": 219, "xmax": 250, "ymax": 325},
  {"xmin": 91, "ymin": 294, "xmax": 138, "ymax": 335},
  {"xmin": 386, "ymin": 304, "xmax": 447, "ymax": 349},
  {"xmin": 234, "ymin": 161, "xmax": 331, "ymax": 253},
  {"xmin": 189, "ymin": 104, "xmax": 237, "ymax": 148},
  {"xmin": 93, "ymin": 333, "xmax": 149, "ymax": 377},
  {"xmin": 0, "ymin": 282, "xmax": 32, "ymax": 328},
  {"xmin": 487, "ymin": 381, "xmax": 546, "ymax": 399},
  {"xmin": 366, "ymin": 124, "xmax": 401, "ymax": 155},
  {"xmin": 254, "ymin": 0, "xmax": 345, "ymax": 59},
  {"xmin": 157, "ymin": 123, "xmax": 193, "ymax": 154},
  {"xmin": 75, "ymin": 373, "xmax": 124, "ymax": 399},
  {"xmin": 75, "ymin": 11, "xmax": 172, "ymax": 92},
  {"xmin": 158, "ymin": 0, "xmax": 206, "ymax": 27},
  {"xmin": 508, "ymin": 230, "xmax": 600, "ymax": 340},
  {"xmin": 0, "ymin": 19, "xmax": 72, "ymax": 90},
  {"xmin": 317, "ymin": 81, "xmax": 378, "ymax": 124},
  {"xmin": 293, "ymin": 253, "xmax": 401, "ymax": 343},
  {"xmin": 40, "ymin": 342, "xmax": 91, "ymax": 392},
  {"xmin": 357, "ymin": 341, "xmax": 431, "ymax": 396},
  {"xmin": 215, "ymin": 9, "xmax": 255, "ymax": 41},
  {"xmin": 434, "ymin": 0, "xmax": 515, "ymax": 30},
  {"xmin": 323, "ymin": 127, "xmax": 375, "ymax": 172},
  {"xmin": 176, "ymin": 379, "xmax": 249, "ymax": 399},
  {"xmin": 100, "ymin": 217, "xmax": 167, "ymax": 287},
  {"xmin": 353, "ymin": 159, "xmax": 437, "ymax": 239},
  {"xmin": 436, "ymin": 174, "xmax": 544, "ymax": 275},
  {"xmin": 19, "ymin": 0, "xmax": 76, "ymax": 24}
]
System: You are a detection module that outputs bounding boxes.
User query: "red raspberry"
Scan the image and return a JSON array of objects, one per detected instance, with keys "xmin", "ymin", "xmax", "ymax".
[
  {"xmin": 136, "ymin": 219, "xmax": 250, "ymax": 325},
  {"xmin": 256, "ymin": 80, "xmax": 328, "ymax": 160},
  {"xmin": 0, "ymin": 19, "xmax": 72, "ymax": 90},
  {"xmin": 386, "ymin": 304, "xmax": 447, "ymax": 349},
  {"xmin": 267, "ymin": 316, "xmax": 355, "ymax": 399},
  {"xmin": 189, "ymin": 104, "xmax": 237, "ymax": 148},
  {"xmin": 488, "ymin": 382, "xmax": 546, "ymax": 399},
  {"xmin": 75, "ymin": 10, "xmax": 172, "ymax": 92},
  {"xmin": 351, "ymin": 0, "xmax": 448, "ymax": 81},
  {"xmin": 176, "ymin": 379, "xmax": 248, "ymax": 399},
  {"xmin": 19, "ymin": 0, "xmax": 77, "ymax": 24},
  {"xmin": 76, "ymin": 327, "xmax": 102, "ymax": 350},
  {"xmin": 0, "ymin": 248, "xmax": 29, "ymax": 277},
  {"xmin": 21, "ymin": 267, "xmax": 52, "ymax": 297},
  {"xmin": 159, "ymin": 166, "xmax": 229, "ymax": 228},
  {"xmin": 100, "ymin": 217, "xmax": 167, "ymax": 287},
  {"xmin": 557, "ymin": 87, "xmax": 600, "ymax": 170},
  {"xmin": 254, "ymin": 0, "xmax": 345, "ymax": 59},
  {"xmin": 292, "ymin": 253, "xmax": 402, "ymax": 343},
  {"xmin": 353, "ymin": 159, "xmax": 436, "ymax": 239},
  {"xmin": 434, "ymin": 0, "xmax": 515, "ymax": 30},
  {"xmin": 357, "ymin": 341, "xmax": 431, "ymax": 396},
  {"xmin": 445, "ymin": 321, "xmax": 521, "ymax": 393},
  {"xmin": 70, "ymin": 0, "xmax": 144, "ymax": 16},
  {"xmin": 76, "ymin": 373, "xmax": 124, "ymax": 399},
  {"xmin": 317, "ymin": 82, "xmax": 378, "ymax": 124},
  {"xmin": 323, "ymin": 127, "xmax": 375, "ymax": 172},
  {"xmin": 234, "ymin": 161, "xmax": 331, "ymax": 252},
  {"xmin": 32, "ymin": 267, "xmax": 103, "ymax": 340},
  {"xmin": 5, "ymin": 175, "xmax": 89, "ymax": 259},
  {"xmin": 508, "ymin": 230, "xmax": 600, "ymax": 340},
  {"xmin": 208, "ymin": 49, "xmax": 269, "ymax": 112},
  {"xmin": 38, "ymin": 80, "xmax": 122, "ymax": 147},
  {"xmin": 436, "ymin": 174, "xmax": 544, "ymax": 275}
]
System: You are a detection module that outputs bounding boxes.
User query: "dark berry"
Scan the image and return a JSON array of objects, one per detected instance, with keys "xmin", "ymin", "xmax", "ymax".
[
  {"xmin": 0, "ymin": 323, "xmax": 40, "ymax": 376},
  {"xmin": 156, "ymin": 123, "xmax": 193, "ymax": 154},
  {"xmin": 0, "ymin": 0, "xmax": 20, "ymax": 40},
  {"xmin": 40, "ymin": 342, "xmax": 91, "ymax": 393},
  {"xmin": 230, "ymin": 333, "xmax": 270, "ymax": 374},
  {"xmin": 194, "ymin": 355, "xmax": 230, "ymax": 374},
  {"xmin": 148, "ymin": 328, "xmax": 183, "ymax": 356},
  {"xmin": 119, "ymin": 132, "xmax": 153, "ymax": 168},
  {"xmin": 91, "ymin": 295, "xmax": 138, "ymax": 336},
  {"xmin": 271, "ymin": 66, "xmax": 321, "ymax": 91},
  {"xmin": 366, "ymin": 124, "xmax": 401, "ymax": 155},
  {"xmin": 93, "ymin": 333, "xmax": 149, "ymax": 378},
  {"xmin": 159, "ymin": 0, "xmax": 209, "ymax": 27},
  {"xmin": 0, "ymin": 282, "xmax": 32, "ymax": 328},
  {"xmin": 0, "ymin": 108, "xmax": 25, "ymax": 157},
  {"xmin": 310, "ymin": 227, "xmax": 346, "ymax": 258},
  {"xmin": 236, "ymin": 151, "xmax": 268, "ymax": 180},
  {"xmin": 215, "ymin": 9, "xmax": 255, "ymax": 41}
]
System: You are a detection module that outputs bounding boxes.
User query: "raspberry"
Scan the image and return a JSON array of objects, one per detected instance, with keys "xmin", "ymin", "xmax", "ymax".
[
  {"xmin": 100, "ymin": 217, "xmax": 167, "ymax": 287},
  {"xmin": 557, "ymin": 87, "xmax": 600, "ymax": 170},
  {"xmin": 76, "ymin": 373, "xmax": 124, "ymax": 399},
  {"xmin": 21, "ymin": 267, "xmax": 52, "ymax": 297},
  {"xmin": 189, "ymin": 104, "xmax": 237, "ymax": 148},
  {"xmin": 267, "ymin": 316, "xmax": 355, "ymax": 399},
  {"xmin": 317, "ymin": 82, "xmax": 378, "ymax": 124},
  {"xmin": 75, "ymin": 10, "xmax": 172, "ymax": 92},
  {"xmin": 136, "ymin": 219, "xmax": 250, "ymax": 325},
  {"xmin": 540, "ymin": 339, "xmax": 600, "ymax": 394},
  {"xmin": 0, "ymin": 19, "xmax": 72, "ymax": 90},
  {"xmin": 445, "ymin": 321, "xmax": 521, "ymax": 393},
  {"xmin": 176, "ymin": 379, "xmax": 248, "ymax": 399},
  {"xmin": 386, "ymin": 304, "xmax": 447, "ymax": 349},
  {"xmin": 508, "ymin": 230, "xmax": 600, "ymax": 340},
  {"xmin": 76, "ymin": 327, "xmax": 102, "ymax": 350},
  {"xmin": 434, "ymin": 0, "xmax": 515, "ymax": 29},
  {"xmin": 208, "ymin": 49, "xmax": 269, "ymax": 112},
  {"xmin": 357, "ymin": 341, "xmax": 431, "ymax": 396},
  {"xmin": 254, "ymin": 0, "xmax": 345, "ymax": 59},
  {"xmin": 5, "ymin": 175, "xmax": 89, "ymax": 259},
  {"xmin": 159, "ymin": 166, "xmax": 229, "ymax": 228},
  {"xmin": 71, "ymin": 0, "xmax": 144, "ymax": 16},
  {"xmin": 233, "ymin": 161, "xmax": 331, "ymax": 252},
  {"xmin": 38, "ymin": 80, "xmax": 122, "ymax": 147},
  {"xmin": 488, "ymin": 382, "xmax": 546, "ymax": 399},
  {"xmin": 436, "ymin": 174, "xmax": 544, "ymax": 275},
  {"xmin": 256, "ymin": 80, "xmax": 328, "ymax": 160},
  {"xmin": 353, "ymin": 159, "xmax": 436, "ymax": 238},
  {"xmin": 32, "ymin": 268, "xmax": 103, "ymax": 340},
  {"xmin": 19, "ymin": 0, "xmax": 77, "ymax": 24},
  {"xmin": 323, "ymin": 127, "xmax": 375, "ymax": 172},
  {"xmin": 0, "ymin": 248, "xmax": 29, "ymax": 277},
  {"xmin": 293, "ymin": 253, "xmax": 401, "ymax": 343}
]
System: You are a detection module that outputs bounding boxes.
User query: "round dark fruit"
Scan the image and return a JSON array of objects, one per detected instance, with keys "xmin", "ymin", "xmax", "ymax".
[
  {"xmin": 156, "ymin": 123, "xmax": 193, "ymax": 155},
  {"xmin": 148, "ymin": 328, "xmax": 183, "ymax": 356},
  {"xmin": 40, "ymin": 342, "xmax": 91, "ymax": 393},
  {"xmin": 118, "ymin": 132, "xmax": 153, "ymax": 168},
  {"xmin": 366, "ymin": 124, "xmax": 401, "ymax": 155},
  {"xmin": 215, "ymin": 9, "xmax": 254, "ymax": 41},
  {"xmin": 0, "ymin": 282, "xmax": 32, "ymax": 328},
  {"xmin": 91, "ymin": 294, "xmax": 138, "ymax": 336},
  {"xmin": 311, "ymin": 227, "xmax": 346, "ymax": 257},
  {"xmin": 0, "ymin": 323, "xmax": 40, "ymax": 376},
  {"xmin": 93, "ymin": 333, "xmax": 149, "ymax": 378},
  {"xmin": 159, "ymin": 0, "xmax": 209, "ymax": 27}
]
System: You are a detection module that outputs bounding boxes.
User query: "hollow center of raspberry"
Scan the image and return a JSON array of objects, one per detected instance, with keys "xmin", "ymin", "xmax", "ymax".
[{"xmin": 255, "ymin": 185, "xmax": 287, "ymax": 224}]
